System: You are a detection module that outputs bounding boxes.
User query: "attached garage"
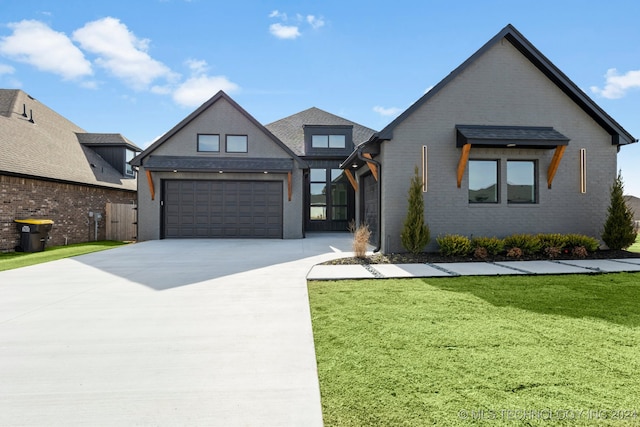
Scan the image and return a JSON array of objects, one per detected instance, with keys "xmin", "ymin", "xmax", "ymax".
[{"xmin": 163, "ymin": 180, "xmax": 283, "ymax": 238}]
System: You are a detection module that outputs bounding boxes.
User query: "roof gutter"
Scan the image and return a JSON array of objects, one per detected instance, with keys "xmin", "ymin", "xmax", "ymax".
[{"xmin": 356, "ymin": 147, "xmax": 382, "ymax": 253}]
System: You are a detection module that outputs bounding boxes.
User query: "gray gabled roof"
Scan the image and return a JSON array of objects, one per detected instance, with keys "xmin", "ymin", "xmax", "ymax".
[
  {"xmin": 374, "ymin": 24, "xmax": 636, "ymax": 146},
  {"xmin": 265, "ymin": 107, "xmax": 377, "ymax": 156},
  {"xmin": 131, "ymin": 91, "xmax": 306, "ymax": 167},
  {"xmin": 0, "ymin": 89, "xmax": 136, "ymax": 191}
]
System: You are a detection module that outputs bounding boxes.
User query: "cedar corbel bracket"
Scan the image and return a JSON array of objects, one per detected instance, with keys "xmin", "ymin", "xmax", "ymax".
[
  {"xmin": 457, "ymin": 143, "xmax": 471, "ymax": 188},
  {"xmin": 145, "ymin": 169, "xmax": 155, "ymax": 200},
  {"xmin": 287, "ymin": 171, "xmax": 292, "ymax": 201},
  {"xmin": 362, "ymin": 153, "xmax": 378, "ymax": 181},
  {"xmin": 547, "ymin": 145, "xmax": 566, "ymax": 189},
  {"xmin": 344, "ymin": 169, "xmax": 358, "ymax": 191}
]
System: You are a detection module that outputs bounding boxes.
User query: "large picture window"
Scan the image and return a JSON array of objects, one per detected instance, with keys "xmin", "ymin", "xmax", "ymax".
[
  {"xmin": 469, "ymin": 160, "xmax": 498, "ymax": 203},
  {"xmin": 507, "ymin": 161, "xmax": 536, "ymax": 203},
  {"xmin": 197, "ymin": 134, "xmax": 220, "ymax": 152}
]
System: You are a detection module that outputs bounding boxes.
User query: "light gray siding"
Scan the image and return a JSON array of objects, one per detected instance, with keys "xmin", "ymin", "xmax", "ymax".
[{"xmin": 376, "ymin": 40, "xmax": 616, "ymax": 253}]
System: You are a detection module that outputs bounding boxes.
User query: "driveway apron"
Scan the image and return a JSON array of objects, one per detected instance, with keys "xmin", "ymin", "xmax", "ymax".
[{"xmin": 0, "ymin": 234, "xmax": 353, "ymax": 426}]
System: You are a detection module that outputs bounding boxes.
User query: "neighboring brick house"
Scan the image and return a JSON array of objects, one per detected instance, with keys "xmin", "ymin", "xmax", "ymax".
[
  {"xmin": 0, "ymin": 89, "xmax": 139, "ymax": 251},
  {"xmin": 341, "ymin": 24, "xmax": 637, "ymax": 252}
]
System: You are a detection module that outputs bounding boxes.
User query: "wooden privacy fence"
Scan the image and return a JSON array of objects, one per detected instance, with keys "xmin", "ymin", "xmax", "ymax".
[{"xmin": 105, "ymin": 203, "xmax": 137, "ymax": 241}]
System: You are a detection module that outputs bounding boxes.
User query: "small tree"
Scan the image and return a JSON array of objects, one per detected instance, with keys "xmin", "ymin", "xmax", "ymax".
[
  {"xmin": 602, "ymin": 172, "xmax": 638, "ymax": 250},
  {"xmin": 400, "ymin": 166, "xmax": 430, "ymax": 254}
]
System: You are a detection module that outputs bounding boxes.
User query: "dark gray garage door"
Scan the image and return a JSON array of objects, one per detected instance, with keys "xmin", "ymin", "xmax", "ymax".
[{"xmin": 163, "ymin": 180, "xmax": 283, "ymax": 238}]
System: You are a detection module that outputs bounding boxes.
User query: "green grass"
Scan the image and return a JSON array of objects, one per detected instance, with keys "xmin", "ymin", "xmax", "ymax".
[
  {"xmin": 629, "ymin": 234, "xmax": 640, "ymax": 253},
  {"xmin": 0, "ymin": 241, "xmax": 128, "ymax": 272},
  {"xmin": 309, "ymin": 274, "xmax": 640, "ymax": 426}
]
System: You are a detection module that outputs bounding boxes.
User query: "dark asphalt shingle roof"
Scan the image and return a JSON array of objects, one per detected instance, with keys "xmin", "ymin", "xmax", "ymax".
[
  {"xmin": 77, "ymin": 133, "xmax": 142, "ymax": 151},
  {"xmin": 0, "ymin": 89, "xmax": 137, "ymax": 191},
  {"xmin": 265, "ymin": 107, "xmax": 376, "ymax": 156}
]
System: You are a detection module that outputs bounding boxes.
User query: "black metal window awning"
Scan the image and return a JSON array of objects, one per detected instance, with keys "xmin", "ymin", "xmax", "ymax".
[{"xmin": 456, "ymin": 125, "xmax": 569, "ymax": 149}]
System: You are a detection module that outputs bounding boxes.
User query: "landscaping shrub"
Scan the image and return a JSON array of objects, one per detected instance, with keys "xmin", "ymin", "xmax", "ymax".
[
  {"xmin": 602, "ymin": 172, "xmax": 638, "ymax": 250},
  {"xmin": 400, "ymin": 166, "xmax": 431, "ymax": 254},
  {"xmin": 349, "ymin": 220, "xmax": 371, "ymax": 258},
  {"xmin": 471, "ymin": 236, "xmax": 504, "ymax": 255},
  {"xmin": 503, "ymin": 234, "xmax": 542, "ymax": 255},
  {"xmin": 564, "ymin": 234, "xmax": 599, "ymax": 253},
  {"xmin": 572, "ymin": 246, "xmax": 588, "ymax": 259},
  {"xmin": 506, "ymin": 247, "xmax": 523, "ymax": 258},
  {"xmin": 544, "ymin": 246, "xmax": 562, "ymax": 259},
  {"xmin": 473, "ymin": 247, "xmax": 489, "ymax": 260},
  {"xmin": 537, "ymin": 233, "xmax": 567, "ymax": 250},
  {"xmin": 437, "ymin": 234, "xmax": 472, "ymax": 257}
]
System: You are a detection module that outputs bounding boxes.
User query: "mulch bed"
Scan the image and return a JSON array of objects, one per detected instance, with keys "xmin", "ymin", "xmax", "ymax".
[{"xmin": 323, "ymin": 249, "xmax": 640, "ymax": 265}]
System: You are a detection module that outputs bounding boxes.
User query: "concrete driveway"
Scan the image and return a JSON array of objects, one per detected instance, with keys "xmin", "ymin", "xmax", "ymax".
[{"xmin": 0, "ymin": 233, "xmax": 353, "ymax": 426}]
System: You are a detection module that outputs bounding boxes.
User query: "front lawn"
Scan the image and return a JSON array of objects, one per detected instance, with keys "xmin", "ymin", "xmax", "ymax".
[
  {"xmin": 629, "ymin": 234, "xmax": 640, "ymax": 253},
  {"xmin": 0, "ymin": 241, "xmax": 128, "ymax": 272},
  {"xmin": 309, "ymin": 274, "xmax": 640, "ymax": 426}
]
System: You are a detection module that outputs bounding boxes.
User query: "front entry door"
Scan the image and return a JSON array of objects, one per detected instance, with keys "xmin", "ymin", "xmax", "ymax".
[{"xmin": 306, "ymin": 167, "xmax": 354, "ymax": 232}]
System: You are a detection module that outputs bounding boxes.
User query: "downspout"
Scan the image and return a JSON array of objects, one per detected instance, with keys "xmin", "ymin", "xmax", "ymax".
[{"xmin": 356, "ymin": 148, "xmax": 382, "ymax": 253}]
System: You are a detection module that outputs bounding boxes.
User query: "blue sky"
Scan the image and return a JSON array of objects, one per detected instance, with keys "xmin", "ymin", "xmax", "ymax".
[{"xmin": 1, "ymin": 0, "xmax": 639, "ymax": 196}]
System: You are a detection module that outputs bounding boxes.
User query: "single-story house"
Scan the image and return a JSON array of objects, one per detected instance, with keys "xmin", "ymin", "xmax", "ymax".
[
  {"xmin": 131, "ymin": 92, "xmax": 375, "ymax": 240},
  {"xmin": 341, "ymin": 24, "xmax": 637, "ymax": 252},
  {"xmin": 0, "ymin": 89, "xmax": 139, "ymax": 251},
  {"xmin": 132, "ymin": 24, "xmax": 636, "ymax": 252}
]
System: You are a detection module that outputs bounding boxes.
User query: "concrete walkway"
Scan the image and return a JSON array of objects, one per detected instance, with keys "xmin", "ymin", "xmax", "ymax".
[
  {"xmin": 0, "ymin": 234, "xmax": 354, "ymax": 427},
  {"xmin": 307, "ymin": 257, "xmax": 640, "ymax": 280}
]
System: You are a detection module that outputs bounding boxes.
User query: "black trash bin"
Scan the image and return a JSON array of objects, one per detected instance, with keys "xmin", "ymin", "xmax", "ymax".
[{"xmin": 15, "ymin": 219, "xmax": 54, "ymax": 252}]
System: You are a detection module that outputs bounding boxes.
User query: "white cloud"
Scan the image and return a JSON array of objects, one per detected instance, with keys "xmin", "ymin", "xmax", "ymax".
[
  {"xmin": 590, "ymin": 68, "xmax": 640, "ymax": 99},
  {"xmin": 269, "ymin": 10, "xmax": 287, "ymax": 20},
  {"xmin": 0, "ymin": 63, "xmax": 15, "ymax": 74},
  {"xmin": 307, "ymin": 15, "xmax": 325, "ymax": 30},
  {"xmin": 424, "ymin": 85, "xmax": 434, "ymax": 93},
  {"xmin": 185, "ymin": 58, "xmax": 208, "ymax": 75},
  {"xmin": 72, "ymin": 17, "xmax": 178, "ymax": 90},
  {"xmin": 373, "ymin": 106, "xmax": 402, "ymax": 117},
  {"xmin": 172, "ymin": 75, "xmax": 239, "ymax": 107},
  {"xmin": 0, "ymin": 20, "xmax": 92, "ymax": 80},
  {"xmin": 269, "ymin": 23, "xmax": 301, "ymax": 40}
]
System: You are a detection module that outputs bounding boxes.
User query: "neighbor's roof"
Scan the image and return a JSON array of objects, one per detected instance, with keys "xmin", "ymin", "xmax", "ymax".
[
  {"xmin": 0, "ymin": 89, "xmax": 137, "ymax": 191},
  {"xmin": 374, "ymin": 24, "xmax": 636, "ymax": 146},
  {"xmin": 77, "ymin": 133, "xmax": 142, "ymax": 151},
  {"xmin": 265, "ymin": 107, "xmax": 377, "ymax": 156}
]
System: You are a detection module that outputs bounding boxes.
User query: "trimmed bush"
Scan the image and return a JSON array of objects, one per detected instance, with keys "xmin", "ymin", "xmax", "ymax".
[
  {"xmin": 564, "ymin": 234, "xmax": 599, "ymax": 253},
  {"xmin": 471, "ymin": 236, "xmax": 504, "ymax": 255},
  {"xmin": 473, "ymin": 247, "xmax": 489, "ymax": 260},
  {"xmin": 503, "ymin": 234, "xmax": 542, "ymax": 255},
  {"xmin": 506, "ymin": 247, "xmax": 523, "ymax": 258},
  {"xmin": 437, "ymin": 234, "xmax": 472, "ymax": 257}
]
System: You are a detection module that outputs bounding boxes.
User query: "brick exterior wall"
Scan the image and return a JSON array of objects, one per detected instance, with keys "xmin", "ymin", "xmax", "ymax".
[{"xmin": 0, "ymin": 174, "xmax": 136, "ymax": 252}]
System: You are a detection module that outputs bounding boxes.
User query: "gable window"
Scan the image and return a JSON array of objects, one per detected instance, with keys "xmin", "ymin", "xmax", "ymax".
[
  {"xmin": 311, "ymin": 134, "xmax": 346, "ymax": 149},
  {"xmin": 125, "ymin": 149, "xmax": 135, "ymax": 176},
  {"xmin": 198, "ymin": 134, "xmax": 220, "ymax": 152},
  {"xmin": 469, "ymin": 160, "xmax": 498, "ymax": 203},
  {"xmin": 226, "ymin": 135, "xmax": 248, "ymax": 153},
  {"xmin": 507, "ymin": 160, "xmax": 536, "ymax": 203}
]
